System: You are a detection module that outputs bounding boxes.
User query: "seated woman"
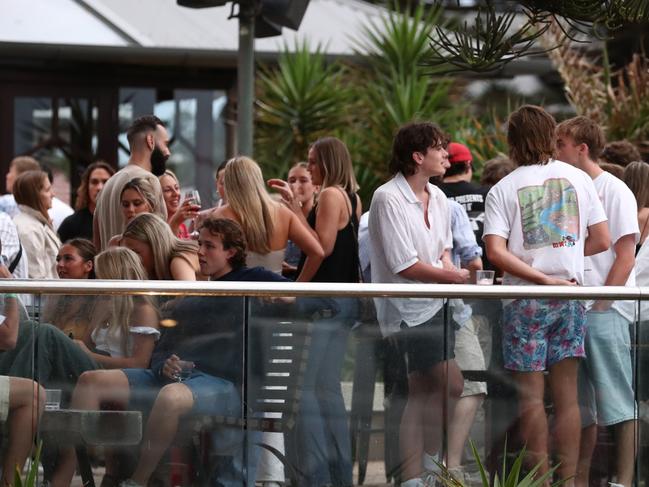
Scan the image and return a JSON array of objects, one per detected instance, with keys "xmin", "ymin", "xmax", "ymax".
[
  {"xmin": 0, "ymin": 293, "xmax": 46, "ymax": 487},
  {"xmin": 42, "ymin": 238, "xmax": 97, "ymax": 339},
  {"xmin": 73, "ymin": 247, "xmax": 160, "ymax": 368},
  {"xmin": 120, "ymin": 213, "xmax": 199, "ymax": 280},
  {"xmin": 51, "ymin": 247, "xmax": 159, "ymax": 487}
]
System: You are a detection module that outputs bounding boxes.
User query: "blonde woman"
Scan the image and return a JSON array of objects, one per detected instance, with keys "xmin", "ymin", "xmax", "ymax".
[
  {"xmin": 52, "ymin": 247, "xmax": 159, "ymax": 487},
  {"xmin": 73, "ymin": 247, "xmax": 160, "ymax": 367},
  {"xmin": 211, "ymin": 156, "xmax": 323, "ymax": 274},
  {"xmin": 159, "ymin": 169, "xmax": 198, "ymax": 239},
  {"xmin": 13, "ymin": 170, "xmax": 61, "ymax": 279},
  {"xmin": 120, "ymin": 177, "xmax": 160, "ymax": 225},
  {"xmin": 211, "ymin": 156, "xmax": 322, "ymax": 486},
  {"xmin": 121, "ymin": 213, "xmax": 199, "ymax": 280}
]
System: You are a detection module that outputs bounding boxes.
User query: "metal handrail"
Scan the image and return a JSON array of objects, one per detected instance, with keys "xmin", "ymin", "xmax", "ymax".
[{"xmin": 0, "ymin": 279, "xmax": 647, "ymax": 300}]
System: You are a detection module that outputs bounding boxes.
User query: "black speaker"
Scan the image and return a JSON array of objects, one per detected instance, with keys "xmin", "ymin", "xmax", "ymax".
[
  {"xmin": 177, "ymin": 0, "xmax": 228, "ymax": 8},
  {"xmin": 255, "ymin": 15, "xmax": 283, "ymax": 38},
  {"xmin": 259, "ymin": 0, "xmax": 309, "ymax": 31}
]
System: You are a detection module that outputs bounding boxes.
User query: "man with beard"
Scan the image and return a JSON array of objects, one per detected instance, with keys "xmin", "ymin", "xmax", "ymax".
[{"xmin": 93, "ymin": 115, "xmax": 170, "ymax": 250}]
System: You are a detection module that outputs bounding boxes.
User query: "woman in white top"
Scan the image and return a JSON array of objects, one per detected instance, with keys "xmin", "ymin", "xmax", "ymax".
[
  {"xmin": 74, "ymin": 247, "xmax": 159, "ymax": 367},
  {"xmin": 211, "ymin": 156, "xmax": 323, "ymax": 272},
  {"xmin": 12, "ymin": 170, "xmax": 61, "ymax": 279},
  {"xmin": 52, "ymin": 247, "xmax": 159, "ymax": 487}
]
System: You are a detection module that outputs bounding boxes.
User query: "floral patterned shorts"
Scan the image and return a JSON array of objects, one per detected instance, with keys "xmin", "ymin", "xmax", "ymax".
[{"xmin": 502, "ymin": 299, "xmax": 586, "ymax": 371}]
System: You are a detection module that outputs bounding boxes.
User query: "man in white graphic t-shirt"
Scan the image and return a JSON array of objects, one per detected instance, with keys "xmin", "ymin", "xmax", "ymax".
[
  {"xmin": 484, "ymin": 105, "xmax": 610, "ymax": 486},
  {"xmin": 556, "ymin": 116, "xmax": 638, "ymax": 487}
]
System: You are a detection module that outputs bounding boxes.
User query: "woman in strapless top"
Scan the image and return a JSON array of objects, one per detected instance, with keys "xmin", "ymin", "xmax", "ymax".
[
  {"xmin": 208, "ymin": 156, "xmax": 323, "ymax": 487},
  {"xmin": 210, "ymin": 156, "xmax": 323, "ymax": 274}
]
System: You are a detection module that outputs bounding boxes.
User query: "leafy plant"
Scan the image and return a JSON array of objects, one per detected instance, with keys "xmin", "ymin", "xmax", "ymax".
[
  {"xmin": 454, "ymin": 109, "xmax": 510, "ymax": 181},
  {"xmin": 255, "ymin": 41, "xmax": 351, "ymax": 178},
  {"xmin": 542, "ymin": 21, "xmax": 649, "ymax": 154},
  {"xmin": 425, "ymin": 1, "xmax": 649, "ymax": 73},
  {"xmin": 347, "ymin": 2, "xmax": 466, "ymax": 205},
  {"xmin": 13, "ymin": 440, "xmax": 42, "ymax": 487},
  {"xmin": 435, "ymin": 440, "xmax": 562, "ymax": 487}
]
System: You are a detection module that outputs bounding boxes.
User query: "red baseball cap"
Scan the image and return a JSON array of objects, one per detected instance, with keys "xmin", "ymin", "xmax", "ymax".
[{"xmin": 448, "ymin": 142, "xmax": 473, "ymax": 164}]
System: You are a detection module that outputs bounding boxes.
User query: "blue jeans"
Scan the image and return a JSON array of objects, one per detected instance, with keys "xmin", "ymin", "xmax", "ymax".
[{"xmin": 291, "ymin": 298, "xmax": 356, "ymax": 486}]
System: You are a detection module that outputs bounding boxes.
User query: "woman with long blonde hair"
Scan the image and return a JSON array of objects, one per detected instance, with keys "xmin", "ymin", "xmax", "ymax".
[
  {"xmin": 52, "ymin": 247, "xmax": 160, "ymax": 487},
  {"xmin": 121, "ymin": 213, "xmax": 199, "ymax": 280},
  {"xmin": 211, "ymin": 156, "xmax": 322, "ymax": 486},
  {"xmin": 159, "ymin": 169, "xmax": 198, "ymax": 239},
  {"xmin": 73, "ymin": 247, "xmax": 159, "ymax": 367},
  {"xmin": 211, "ymin": 156, "xmax": 322, "ymax": 273}
]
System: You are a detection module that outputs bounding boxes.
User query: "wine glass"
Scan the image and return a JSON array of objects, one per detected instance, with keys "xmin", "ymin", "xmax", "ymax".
[
  {"xmin": 184, "ymin": 189, "xmax": 202, "ymax": 209},
  {"xmin": 184, "ymin": 190, "xmax": 202, "ymax": 238}
]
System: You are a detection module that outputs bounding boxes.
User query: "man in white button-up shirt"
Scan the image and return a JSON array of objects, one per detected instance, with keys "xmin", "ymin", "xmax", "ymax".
[{"xmin": 369, "ymin": 122, "xmax": 469, "ymax": 487}]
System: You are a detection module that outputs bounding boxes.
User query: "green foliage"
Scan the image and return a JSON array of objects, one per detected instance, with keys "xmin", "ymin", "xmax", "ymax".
[
  {"xmin": 255, "ymin": 41, "xmax": 350, "ymax": 178},
  {"xmin": 455, "ymin": 110, "xmax": 510, "ymax": 181},
  {"xmin": 425, "ymin": 0, "xmax": 649, "ymax": 73},
  {"xmin": 13, "ymin": 441, "xmax": 41, "ymax": 487},
  {"xmin": 346, "ymin": 2, "xmax": 465, "ymax": 205},
  {"xmin": 436, "ymin": 440, "xmax": 563, "ymax": 487},
  {"xmin": 254, "ymin": 4, "xmax": 467, "ymax": 207}
]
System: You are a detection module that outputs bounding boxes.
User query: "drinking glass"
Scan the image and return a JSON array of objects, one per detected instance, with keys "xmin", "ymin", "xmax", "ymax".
[
  {"xmin": 476, "ymin": 270, "xmax": 495, "ymax": 285},
  {"xmin": 176, "ymin": 360, "xmax": 195, "ymax": 382},
  {"xmin": 184, "ymin": 190, "xmax": 202, "ymax": 238},
  {"xmin": 184, "ymin": 189, "xmax": 202, "ymax": 209}
]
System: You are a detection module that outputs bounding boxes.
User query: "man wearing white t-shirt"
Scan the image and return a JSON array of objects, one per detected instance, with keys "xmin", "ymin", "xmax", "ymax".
[
  {"xmin": 556, "ymin": 116, "xmax": 638, "ymax": 487},
  {"xmin": 484, "ymin": 106, "xmax": 610, "ymax": 486},
  {"xmin": 369, "ymin": 122, "xmax": 469, "ymax": 487}
]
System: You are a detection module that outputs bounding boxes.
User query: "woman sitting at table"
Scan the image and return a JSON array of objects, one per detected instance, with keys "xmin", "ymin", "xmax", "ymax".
[
  {"xmin": 51, "ymin": 247, "xmax": 159, "ymax": 487},
  {"xmin": 73, "ymin": 247, "xmax": 159, "ymax": 368},
  {"xmin": 120, "ymin": 213, "xmax": 199, "ymax": 281},
  {"xmin": 42, "ymin": 238, "xmax": 97, "ymax": 340}
]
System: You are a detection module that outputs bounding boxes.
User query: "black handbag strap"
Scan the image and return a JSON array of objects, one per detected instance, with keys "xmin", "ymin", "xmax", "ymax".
[{"xmin": 8, "ymin": 243, "xmax": 22, "ymax": 274}]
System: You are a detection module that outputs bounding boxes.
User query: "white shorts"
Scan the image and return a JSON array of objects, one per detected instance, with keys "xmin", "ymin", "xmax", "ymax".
[
  {"xmin": 454, "ymin": 317, "xmax": 488, "ymax": 397},
  {"xmin": 0, "ymin": 375, "xmax": 10, "ymax": 422}
]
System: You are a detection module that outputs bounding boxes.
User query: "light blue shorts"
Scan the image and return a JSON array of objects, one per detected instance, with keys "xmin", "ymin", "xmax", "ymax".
[{"xmin": 578, "ymin": 309, "xmax": 636, "ymax": 427}]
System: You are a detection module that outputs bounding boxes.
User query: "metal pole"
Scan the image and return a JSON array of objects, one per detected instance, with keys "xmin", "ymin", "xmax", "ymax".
[{"xmin": 237, "ymin": 0, "xmax": 255, "ymax": 156}]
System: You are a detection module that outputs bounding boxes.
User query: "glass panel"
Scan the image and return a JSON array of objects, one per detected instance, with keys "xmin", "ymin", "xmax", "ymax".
[
  {"xmin": 33, "ymin": 290, "xmax": 246, "ymax": 486},
  {"xmin": 637, "ymin": 297, "xmax": 648, "ymax": 484},
  {"xmin": 14, "ymin": 96, "xmax": 99, "ymax": 207},
  {"xmin": 118, "ymin": 88, "xmax": 227, "ymax": 208},
  {"xmin": 5, "ymin": 287, "xmax": 648, "ymax": 486},
  {"xmin": 0, "ymin": 293, "xmax": 39, "ymax": 484}
]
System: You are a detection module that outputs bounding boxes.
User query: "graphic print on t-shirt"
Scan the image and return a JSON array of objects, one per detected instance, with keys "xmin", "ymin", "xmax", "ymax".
[{"xmin": 517, "ymin": 178, "xmax": 580, "ymax": 250}]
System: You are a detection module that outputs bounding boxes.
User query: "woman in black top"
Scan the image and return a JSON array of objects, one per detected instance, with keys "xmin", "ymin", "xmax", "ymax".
[
  {"xmin": 58, "ymin": 162, "xmax": 114, "ymax": 242},
  {"xmin": 278, "ymin": 136, "xmax": 361, "ymax": 486}
]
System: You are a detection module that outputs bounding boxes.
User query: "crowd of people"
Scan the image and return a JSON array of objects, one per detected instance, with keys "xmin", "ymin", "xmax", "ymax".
[{"xmin": 0, "ymin": 108, "xmax": 647, "ymax": 487}]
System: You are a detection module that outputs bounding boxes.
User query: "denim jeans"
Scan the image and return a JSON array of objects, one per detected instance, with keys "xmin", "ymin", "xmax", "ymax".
[{"xmin": 290, "ymin": 297, "xmax": 357, "ymax": 486}]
